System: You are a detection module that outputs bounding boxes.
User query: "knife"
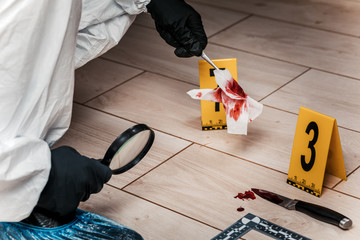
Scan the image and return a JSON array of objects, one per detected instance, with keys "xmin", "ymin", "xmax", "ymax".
[{"xmin": 251, "ymin": 188, "xmax": 352, "ymax": 230}]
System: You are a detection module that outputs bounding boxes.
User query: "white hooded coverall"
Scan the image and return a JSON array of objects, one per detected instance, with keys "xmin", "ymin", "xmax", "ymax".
[{"xmin": 0, "ymin": 0, "xmax": 149, "ymax": 222}]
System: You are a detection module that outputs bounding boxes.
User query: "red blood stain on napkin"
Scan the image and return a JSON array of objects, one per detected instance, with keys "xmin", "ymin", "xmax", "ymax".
[
  {"xmin": 210, "ymin": 77, "xmax": 248, "ymax": 122},
  {"xmin": 187, "ymin": 69, "xmax": 263, "ymax": 134}
]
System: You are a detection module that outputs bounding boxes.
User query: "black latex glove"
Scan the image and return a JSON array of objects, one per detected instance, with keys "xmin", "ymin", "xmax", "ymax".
[
  {"xmin": 36, "ymin": 146, "xmax": 112, "ymax": 217},
  {"xmin": 147, "ymin": 0, "xmax": 207, "ymax": 57}
]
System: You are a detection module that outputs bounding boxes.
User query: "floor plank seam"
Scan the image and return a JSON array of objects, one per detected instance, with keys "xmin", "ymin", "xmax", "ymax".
[
  {"xmin": 207, "ymin": 14, "xmax": 253, "ymax": 39},
  {"xmin": 99, "ymin": 57, "xmax": 146, "ymax": 72},
  {"xmin": 259, "ymin": 68, "xmax": 312, "ymax": 102},
  {"xmin": 336, "ymin": 126, "xmax": 360, "ymax": 134},
  {"xmin": 332, "ymin": 180, "xmax": 344, "ymax": 190},
  {"xmin": 81, "ymin": 71, "xmax": 146, "ymax": 105},
  {"xmin": 107, "ymin": 184, "xmax": 223, "ymax": 232},
  {"xmin": 120, "ymin": 142, "xmax": 195, "ymax": 190},
  {"xmin": 99, "ymin": 56, "xmax": 201, "ymax": 87},
  {"xmin": 343, "ymin": 165, "xmax": 360, "ymax": 182},
  {"xmin": 99, "ymin": 39, "xmax": 360, "ymax": 84},
  {"xmin": 255, "ymin": 15, "xmax": 360, "ymax": 39},
  {"xmin": 208, "ymin": 42, "xmax": 360, "ymax": 81},
  {"xmin": 187, "ymin": 0, "xmax": 260, "ymax": 18},
  {"xmin": 133, "ymin": 22, "xmax": 154, "ymax": 30},
  {"xmin": 79, "ymin": 104, "xmax": 142, "ymax": 126},
  {"xmin": 77, "ymin": 105, "xmax": 199, "ymax": 143},
  {"xmin": 201, "ymin": 144, "xmax": 289, "ymax": 176},
  {"xmin": 188, "ymin": 1, "xmax": 360, "ymax": 38},
  {"xmin": 329, "ymin": 188, "xmax": 360, "ymax": 201},
  {"xmin": 262, "ymin": 104, "xmax": 360, "ymax": 134}
]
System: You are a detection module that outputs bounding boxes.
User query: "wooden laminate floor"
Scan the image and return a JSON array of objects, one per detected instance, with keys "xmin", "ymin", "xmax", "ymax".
[{"xmin": 55, "ymin": 1, "xmax": 360, "ymax": 239}]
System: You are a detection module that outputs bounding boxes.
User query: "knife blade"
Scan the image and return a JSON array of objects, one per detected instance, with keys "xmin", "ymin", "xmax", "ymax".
[{"xmin": 251, "ymin": 188, "xmax": 352, "ymax": 230}]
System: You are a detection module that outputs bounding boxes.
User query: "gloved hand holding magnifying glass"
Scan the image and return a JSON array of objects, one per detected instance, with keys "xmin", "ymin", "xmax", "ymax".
[
  {"xmin": 147, "ymin": 0, "xmax": 208, "ymax": 58},
  {"xmin": 22, "ymin": 124, "xmax": 155, "ymax": 228},
  {"xmin": 33, "ymin": 146, "xmax": 113, "ymax": 222}
]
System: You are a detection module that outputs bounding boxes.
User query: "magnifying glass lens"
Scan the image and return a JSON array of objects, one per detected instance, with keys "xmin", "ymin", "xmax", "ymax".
[
  {"xmin": 110, "ymin": 130, "xmax": 151, "ymax": 170},
  {"xmin": 102, "ymin": 124, "xmax": 155, "ymax": 174}
]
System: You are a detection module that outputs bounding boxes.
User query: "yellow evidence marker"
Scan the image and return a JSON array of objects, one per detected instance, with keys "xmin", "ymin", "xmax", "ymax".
[
  {"xmin": 198, "ymin": 58, "xmax": 237, "ymax": 130},
  {"xmin": 287, "ymin": 107, "xmax": 347, "ymax": 197}
]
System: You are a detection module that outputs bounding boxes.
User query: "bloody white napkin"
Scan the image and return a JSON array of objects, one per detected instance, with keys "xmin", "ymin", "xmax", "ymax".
[{"xmin": 187, "ymin": 69, "xmax": 263, "ymax": 135}]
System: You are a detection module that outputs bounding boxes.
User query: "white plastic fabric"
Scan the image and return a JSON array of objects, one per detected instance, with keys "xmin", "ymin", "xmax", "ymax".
[
  {"xmin": 187, "ymin": 69, "xmax": 263, "ymax": 135},
  {"xmin": 0, "ymin": 0, "xmax": 149, "ymax": 222}
]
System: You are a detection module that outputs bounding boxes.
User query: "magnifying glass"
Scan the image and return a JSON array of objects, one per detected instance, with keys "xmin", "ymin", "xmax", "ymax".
[{"xmin": 101, "ymin": 124, "xmax": 155, "ymax": 174}]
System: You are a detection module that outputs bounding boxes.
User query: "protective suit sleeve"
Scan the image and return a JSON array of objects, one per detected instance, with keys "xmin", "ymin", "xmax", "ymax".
[
  {"xmin": 0, "ymin": 138, "xmax": 51, "ymax": 222},
  {"xmin": 0, "ymin": 0, "xmax": 81, "ymax": 222},
  {"xmin": 75, "ymin": 0, "xmax": 150, "ymax": 68},
  {"xmin": 114, "ymin": 0, "xmax": 151, "ymax": 15},
  {"xmin": 0, "ymin": 0, "xmax": 144, "ymax": 222}
]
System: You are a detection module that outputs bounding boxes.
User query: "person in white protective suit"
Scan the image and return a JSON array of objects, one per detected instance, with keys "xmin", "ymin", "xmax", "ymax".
[{"xmin": 0, "ymin": 0, "xmax": 207, "ymax": 223}]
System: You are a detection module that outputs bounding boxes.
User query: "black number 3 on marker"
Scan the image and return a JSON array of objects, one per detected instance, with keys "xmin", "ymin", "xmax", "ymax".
[{"xmin": 301, "ymin": 121, "xmax": 319, "ymax": 171}]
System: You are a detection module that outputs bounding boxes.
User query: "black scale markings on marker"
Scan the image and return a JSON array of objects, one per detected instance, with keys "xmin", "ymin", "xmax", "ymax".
[
  {"xmin": 211, "ymin": 213, "xmax": 311, "ymax": 240},
  {"xmin": 209, "ymin": 68, "xmax": 225, "ymax": 112}
]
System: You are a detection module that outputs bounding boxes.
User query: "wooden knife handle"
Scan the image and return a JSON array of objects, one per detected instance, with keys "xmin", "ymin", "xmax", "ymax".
[{"xmin": 295, "ymin": 200, "xmax": 352, "ymax": 230}]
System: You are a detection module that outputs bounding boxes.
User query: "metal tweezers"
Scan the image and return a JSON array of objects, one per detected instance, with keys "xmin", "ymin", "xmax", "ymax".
[{"xmin": 201, "ymin": 51, "xmax": 220, "ymax": 70}]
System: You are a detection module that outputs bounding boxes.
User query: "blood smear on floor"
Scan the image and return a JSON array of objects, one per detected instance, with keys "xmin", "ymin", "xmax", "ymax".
[
  {"xmin": 234, "ymin": 190, "xmax": 256, "ymax": 200},
  {"xmin": 234, "ymin": 190, "xmax": 256, "ymax": 212},
  {"xmin": 237, "ymin": 207, "xmax": 245, "ymax": 212}
]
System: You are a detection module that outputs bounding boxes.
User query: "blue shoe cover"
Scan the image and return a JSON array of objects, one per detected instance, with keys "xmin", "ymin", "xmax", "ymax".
[{"xmin": 0, "ymin": 209, "xmax": 143, "ymax": 240}]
